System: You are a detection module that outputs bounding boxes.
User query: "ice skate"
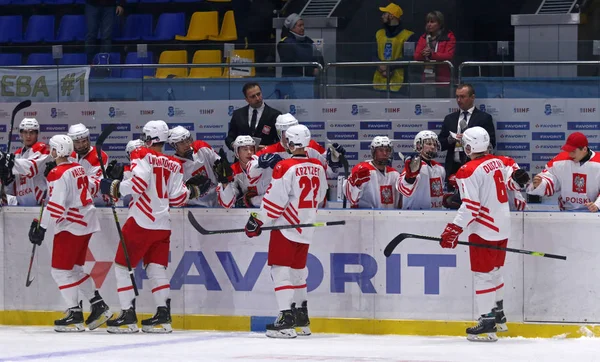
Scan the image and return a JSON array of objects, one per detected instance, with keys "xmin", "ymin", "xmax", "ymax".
[
  {"xmin": 494, "ymin": 300, "xmax": 508, "ymax": 332},
  {"xmin": 466, "ymin": 314, "xmax": 497, "ymax": 342},
  {"xmin": 266, "ymin": 309, "xmax": 297, "ymax": 339},
  {"xmin": 54, "ymin": 303, "xmax": 85, "ymax": 332},
  {"xmin": 293, "ymin": 301, "xmax": 311, "ymax": 336},
  {"xmin": 142, "ymin": 299, "xmax": 173, "ymax": 333},
  {"xmin": 86, "ymin": 291, "xmax": 112, "ymax": 330},
  {"xmin": 106, "ymin": 301, "xmax": 138, "ymax": 334}
]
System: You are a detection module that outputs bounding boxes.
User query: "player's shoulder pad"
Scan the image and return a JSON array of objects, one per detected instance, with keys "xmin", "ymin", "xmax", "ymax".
[
  {"xmin": 84, "ymin": 147, "xmax": 107, "ymax": 166},
  {"xmin": 546, "ymin": 151, "xmax": 572, "ymax": 168},
  {"xmin": 456, "ymin": 161, "xmax": 479, "ymax": 179},
  {"xmin": 192, "ymin": 140, "xmax": 213, "ymax": 153},
  {"xmin": 231, "ymin": 162, "xmax": 243, "ymax": 175},
  {"xmin": 271, "ymin": 158, "xmax": 299, "ymax": 180},
  {"xmin": 430, "ymin": 159, "xmax": 443, "ymax": 167},
  {"xmin": 31, "ymin": 142, "xmax": 49, "ymax": 154},
  {"xmin": 385, "ymin": 165, "xmax": 399, "ymax": 174},
  {"xmin": 257, "ymin": 143, "xmax": 285, "ymax": 156},
  {"xmin": 589, "ymin": 151, "xmax": 600, "ymax": 164},
  {"xmin": 47, "ymin": 162, "xmax": 78, "ymax": 182},
  {"xmin": 130, "ymin": 147, "xmax": 151, "ymax": 161},
  {"xmin": 352, "ymin": 162, "xmax": 375, "ymax": 173},
  {"xmin": 14, "ymin": 148, "xmax": 22, "ymax": 155},
  {"xmin": 495, "ymin": 154, "xmax": 515, "ymax": 167},
  {"xmin": 308, "ymin": 140, "xmax": 326, "ymax": 154},
  {"xmin": 167, "ymin": 154, "xmax": 185, "ymax": 171}
]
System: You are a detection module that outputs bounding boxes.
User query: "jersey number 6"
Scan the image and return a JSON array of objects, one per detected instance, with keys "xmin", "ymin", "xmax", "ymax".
[{"xmin": 493, "ymin": 169, "xmax": 508, "ymax": 203}]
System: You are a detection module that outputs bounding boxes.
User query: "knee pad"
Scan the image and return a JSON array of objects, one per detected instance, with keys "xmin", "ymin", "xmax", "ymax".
[
  {"xmin": 270, "ymin": 265, "xmax": 292, "ymax": 287},
  {"xmin": 290, "ymin": 267, "xmax": 308, "ymax": 285}
]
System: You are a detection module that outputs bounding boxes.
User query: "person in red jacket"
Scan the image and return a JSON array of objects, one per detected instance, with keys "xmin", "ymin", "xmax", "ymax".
[{"xmin": 414, "ymin": 11, "xmax": 456, "ymax": 96}]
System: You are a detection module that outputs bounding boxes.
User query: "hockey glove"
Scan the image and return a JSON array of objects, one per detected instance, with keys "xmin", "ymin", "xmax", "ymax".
[
  {"xmin": 257, "ymin": 153, "xmax": 283, "ymax": 169},
  {"xmin": 0, "ymin": 152, "xmax": 15, "ymax": 186},
  {"xmin": 44, "ymin": 161, "xmax": 57, "ymax": 178},
  {"xmin": 106, "ymin": 160, "xmax": 124, "ymax": 181},
  {"xmin": 348, "ymin": 167, "xmax": 371, "ymax": 187},
  {"xmin": 442, "ymin": 191, "xmax": 462, "ymax": 210},
  {"xmin": 326, "ymin": 149, "xmax": 343, "ymax": 169},
  {"xmin": 235, "ymin": 189, "xmax": 258, "ymax": 208},
  {"xmin": 28, "ymin": 219, "xmax": 46, "ymax": 246},
  {"xmin": 100, "ymin": 178, "xmax": 121, "ymax": 198},
  {"xmin": 447, "ymin": 173, "xmax": 458, "ymax": 191},
  {"xmin": 186, "ymin": 174, "xmax": 212, "ymax": 197},
  {"xmin": 213, "ymin": 158, "xmax": 234, "ymax": 184},
  {"xmin": 512, "ymin": 169, "xmax": 530, "ymax": 188},
  {"xmin": 245, "ymin": 212, "xmax": 263, "ymax": 238},
  {"xmin": 403, "ymin": 156, "xmax": 422, "ymax": 180},
  {"xmin": 440, "ymin": 223, "xmax": 462, "ymax": 249}
]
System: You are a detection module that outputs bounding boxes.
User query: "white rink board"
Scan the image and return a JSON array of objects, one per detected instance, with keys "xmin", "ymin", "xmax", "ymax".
[{"xmin": 0, "ymin": 208, "xmax": 594, "ymax": 323}]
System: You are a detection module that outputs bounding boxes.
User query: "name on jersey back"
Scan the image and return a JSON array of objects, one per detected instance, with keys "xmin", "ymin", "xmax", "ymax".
[{"xmin": 296, "ymin": 165, "xmax": 321, "ymax": 177}]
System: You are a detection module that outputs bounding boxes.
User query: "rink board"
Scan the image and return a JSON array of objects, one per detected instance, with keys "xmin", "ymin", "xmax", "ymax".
[{"xmin": 0, "ymin": 208, "xmax": 598, "ymax": 338}]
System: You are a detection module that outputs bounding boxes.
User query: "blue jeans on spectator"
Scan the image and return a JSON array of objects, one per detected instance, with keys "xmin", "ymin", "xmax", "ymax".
[{"xmin": 85, "ymin": 3, "xmax": 116, "ymax": 63}]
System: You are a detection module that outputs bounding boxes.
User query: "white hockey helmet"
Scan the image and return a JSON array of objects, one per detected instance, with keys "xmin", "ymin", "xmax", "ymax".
[
  {"xmin": 49, "ymin": 134, "xmax": 73, "ymax": 158},
  {"xmin": 370, "ymin": 136, "xmax": 393, "ymax": 166},
  {"xmin": 285, "ymin": 124, "xmax": 311, "ymax": 149},
  {"xmin": 167, "ymin": 125, "xmax": 191, "ymax": 146},
  {"xmin": 462, "ymin": 126, "xmax": 490, "ymax": 155},
  {"xmin": 275, "ymin": 113, "xmax": 299, "ymax": 139},
  {"xmin": 233, "ymin": 135, "xmax": 256, "ymax": 157},
  {"xmin": 19, "ymin": 118, "xmax": 39, "ymax": 132},
  {"xmin": 67, "ymin": 123, "xmax": 90, "ymax": 140},
  {"xmin": 413, "ymin": 130, "xmax": 440, "ymax": 159},
  {"xmin": 126, "ymin": 139, "xmax": 144, "ymax": 156},
  {"xmin": 142, "ymin": 120, "xmax": 169, "ymax": 145}
]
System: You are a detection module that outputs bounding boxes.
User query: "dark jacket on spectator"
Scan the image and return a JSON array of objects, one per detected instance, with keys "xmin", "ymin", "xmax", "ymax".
[
  {"xmin": 277, "ymin": 33, "xmax": 323, "ymax": 77},
  {"xmin": 414, "ymin": 30, "xmax": 456, "ymax": 82}
]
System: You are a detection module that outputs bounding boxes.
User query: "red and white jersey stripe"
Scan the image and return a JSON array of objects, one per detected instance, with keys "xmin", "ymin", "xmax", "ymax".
[
  {"xmin": 217, "ymin": 162, "xmax": 265, "ymax": 208},
  {"xmin": 397, "ymin": 159, "xmax": 446, "ymax": 210},
  {"xmin": 69, "ymin": 146, "xmax": 109, "ymax": 207},
  {"xmin": 8, "ymin": 142, "xmax": 50, "ymax": 206},
  {"xmin": 343, "ymin": 161, "xmax": 401, "ymax": 209},
  {"xmin": 40, "ymin": 161, "xmax": 100, "ymax": 236},
  {"xmin": 453, "ymin": 155, "xmax": 512, "ymax": 241}
]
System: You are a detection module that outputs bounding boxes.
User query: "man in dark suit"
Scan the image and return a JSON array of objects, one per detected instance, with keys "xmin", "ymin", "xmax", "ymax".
[
  {"xmin": 225, "ymin": 82, "xmax": 282, "ymax": 151},
  {"xmin": 438, "ymin": 84, "xmax": 496, "ymax": 190}
]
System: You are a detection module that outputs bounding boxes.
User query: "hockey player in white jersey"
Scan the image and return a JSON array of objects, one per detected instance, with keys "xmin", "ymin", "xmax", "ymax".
[
  {"xmin": 216, "ymin": 135, "xmax": 264, "ymax": 208},
  {"xmin": 439, "ymin": 126, "xmax": 525, "ymax": 342},
  {"xmin": 168, "ymin": 126, "xmax": 218, "ymax": 207},
  {"xmin": 100, "ymin": 120, "xmax": 207, "ymax": 334},
  {"xmin": 0, "ymin": 118, "xmax": 49, "ymax": 206},
  {"xmin": 343, "ymin": 136, "xmax": 401, "ymax": 209},
  {"xmin": 397, "ymin": 131, "xmax": 445, "ymax": 209},
  {"xmin": 244, "ymin": 124, "xmax": 328, "ymax": 339},
  {"xmin": 67, "ymin": 123, "xmax": 110, "ymax": 207},
  {"xmin": 527, "ymin": 132, "xmax": 600, "ymax": 211},
  {"xmin": 114, "ymin": 139, "xmax": 145, "ymax": 207},
  {"xmin": 27, "ymin": 135, "xmax": 111, "ymax": 332}
]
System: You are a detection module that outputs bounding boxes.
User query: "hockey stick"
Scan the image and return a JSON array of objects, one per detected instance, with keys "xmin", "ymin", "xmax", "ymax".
[
  {"xmin": 188, "ymin": 211, "xmax": 345, "ymax": 235},
  {"xmin": 340, "ymin": 153, "xmax": 349, "ymax": 209},
  {"xmin": 1, "ymin": 100, "xmax": 32, "ymax": 209},
  {"xmin": 25, "ymin": 189, "xmax": 46, "ymax": 287},
  {"xmin": 96, "ymin": 124, "xmax": 139, "ymax": 296},
  {"xmin": 383, "ymin": 233, "xmax": 567, "ymax": 260}
]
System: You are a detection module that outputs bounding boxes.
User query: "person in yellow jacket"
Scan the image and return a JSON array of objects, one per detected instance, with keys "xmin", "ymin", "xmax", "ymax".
[{"xmin": 373, "ymin": 3, "xmax": 418, "ymax": 93}]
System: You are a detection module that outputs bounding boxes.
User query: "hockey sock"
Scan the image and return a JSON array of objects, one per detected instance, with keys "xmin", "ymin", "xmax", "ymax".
[
  {"xmin": 290, "ymin": 267, "xmax": 308, "ymax": 306},
  {"xmin": 271, "ymin": 265, "xmax": 294, "ymax": 311},
  {"xmin": 72, "ymin": 265, "xmax": 95, "ymax": 301},
  {"xmin": 146, "ymin": 263, "xmax": 170, "ymax": 308},
  {"xmin": 474, "ymin": 272, "xmax": 497, "ymax": 316},
  {"xmin": 115, "ymin": 265, "xmax": 135, "ymax": 310},
  {"xmin": 51, "ymin": 268, "xmax": 86, "ymax": 307},
  {"xmin": 490, "ymin": 267, "xmax": 505, "ymax": 302}
]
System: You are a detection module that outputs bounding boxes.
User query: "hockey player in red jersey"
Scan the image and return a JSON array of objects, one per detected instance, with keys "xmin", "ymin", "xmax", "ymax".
[
  {"xmin": 397, "ymin": 130, "xmax": 446, "ymax": 209},
  {"xmin": 28, "ymin": 135, "xmax": 111, "ymax": 332},
  {"xmin": 245, "ymin": 125, "xmax": 328, "ymax": 339},
  {"xmin": 216, "ymin": 135, "xmax": 264, "ymax": 208},
  {"xmin": 440, "ymin": 127, "xmax": 527, "ymax": 342},
  {"xmin": 527, "ymin": 132, "xmax": 600, "ymax": 211},
  {"xmin": 0, "ymin": 118, "xmax": 50, "ymax": 206},
  {"xmin": 67, "ymin": 123, "xmax": 110, "ymax": 207},
  {"xmin": 344, "ymin": 136, "xmax": 401, "ymax": 209},
  {"xmin": 167, "ymin": 126, "xmax": 219, "ymax": 207},
  {"xmin": 100, "ymin": 120, "xmax": 207, "ymax": 334}
]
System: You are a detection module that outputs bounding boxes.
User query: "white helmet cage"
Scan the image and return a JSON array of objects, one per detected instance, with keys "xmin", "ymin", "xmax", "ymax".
[
  {"xmin": 413, "ymin": 130, "xmax": 440, "ymax": 159},
  {"xmin": 142, "ymin": 120, "xmax": 169, "ymax": 145},
  {"xmin": 19, "ymin": 118, "xmax": 39, "ymax": 132},
  {"xmin": 49, "ymin": 134, "xmax": 73, "ymax": 158},
  {"xmin": 285, "ymin": 124, "xmax": 311, "ymax": 150},
  {"xmin": 275, "ymin": 113, "xmax": 299, "ymax": 141},
  {"xmin": 126, "ymin": 139, "xmax": 144, "ymax": 156},
  {"xmin": 167, "ymin": 125, "xmax": 192, "ymax": 147},
  {"xmin": 462, "ymin": 126, "xmax": 490, "ymax": 155},
  {"xmin": 233, "ymin": 135, "xmax": 256, "ymax": 159},
  {"xmin": 67, "ymin": 123, "xmax": 90, "ymax": 141}
]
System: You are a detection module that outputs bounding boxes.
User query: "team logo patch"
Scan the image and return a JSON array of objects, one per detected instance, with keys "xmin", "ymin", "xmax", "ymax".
[
  {"xmin": 380, "ymin": 185, "xmax": 393, "ymax": 205},
  {"xmin": 262, "ymin": 125, "xmax": 271, "ymax": 135},
  {"xmin": 430, "ymin": 177, "xmax": 443, "ymax": 197},
  {"xmin": 572, "ymin": 173, "xmax": 586, "ymax": 193}
]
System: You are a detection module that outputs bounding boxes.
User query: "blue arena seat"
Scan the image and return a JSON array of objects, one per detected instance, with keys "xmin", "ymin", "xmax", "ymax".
[
  {"xmin": 26, "ymin": 53, "xmax": 54, "ymax": 65},
  {"xmin": 0, "ymin": 54, "xmax": 22, "ymax": 66},
  {"xmin": 55, "ymin": 15, "xmax": 86, "ymax": 42},
  {"xmin": 0, "ymin": 16, "xmax": 23, "ymax": 43},
  {"xmin": 60, "ymin": 53, "xmax": 87, "ymax": 65},
  {"xmin": 14, "ymin": 15, "xmax": 55, "ymax": 43},
  {"xmin": 141, "ymin": 13, "xmax": 185, "ymax": 41},
  {"xmin": 122, "ymin": 51, "xmax": 155, "ymax": 78},
  {"xmin": 11, "ymin": 0, "xmax": 42, "ymax": 5},
  {"xmin": 44, "ymin": 0, "xmax": 74, "ymax": 4},
  {"xmin": 115, "ymin": 14, "xmax": 153, "ymax": 41},
  {"xmin": 139, "ymin": 0, "xmax": 169, "ymax": 3}
]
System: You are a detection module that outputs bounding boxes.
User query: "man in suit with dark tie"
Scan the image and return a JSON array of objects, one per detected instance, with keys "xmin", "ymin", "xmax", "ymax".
[
  {"xmin": 225, "ymin": 82, "xmax": 282, "ymax": 151},
  {"xmin": 438, "ymin": 84, "xmax": 496, "ymax": 190}
]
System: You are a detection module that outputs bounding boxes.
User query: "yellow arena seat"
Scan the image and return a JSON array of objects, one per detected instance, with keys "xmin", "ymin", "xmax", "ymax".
[
  {"xmin": 208, "ymin": 10, "xmax": 238, "ymax": 41},
  {"xmin": 175, "ymin": 12, "xmax": 219, "ymax": 41},
  {"xmin": 189, "ymin": 50, "xmax": 223, "ymax": 78},
  {"xmin": 156, "ymin": 50, "xmax": 188, "ymax": 78}
]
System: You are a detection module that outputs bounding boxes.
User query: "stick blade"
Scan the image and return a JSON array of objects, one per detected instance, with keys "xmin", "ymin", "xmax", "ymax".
[
  {"xmin": 187, "ymin": 211, "xmax": 210, "ymax": 235},
  {"xmin": 383, "ymin": 233, "xmax": 411, "ymax": 257},
  {"xmin": 14, "ymin": 100, "xmax": 32, "ymax": 115},
  {"xmin": 25, "ymin": 276, "xmax": 34, "ymax": 287}
]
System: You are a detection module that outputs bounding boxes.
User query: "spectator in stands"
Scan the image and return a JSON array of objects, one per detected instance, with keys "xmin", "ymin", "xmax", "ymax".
[
  {"xmin": 413, "ymin": 11, "xmax": 456, "ymax": 98},
  {"xmin": 438, "ymin": 84, "xmax": 496, "ymax": 191},
  {"xmin": 85, "ymin": 0, "xmax": 123, "ymax": 63},
  {"xmin": 225, "ymin": 82, "xmax": 282, "ymax": 152},
  {"xmin": 277, "ymin": 13, "xmax": 324, "ymax": 77},
  {"xmin": 373, "ymin": 3, "xmax": 418, "ymax": 94}
]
